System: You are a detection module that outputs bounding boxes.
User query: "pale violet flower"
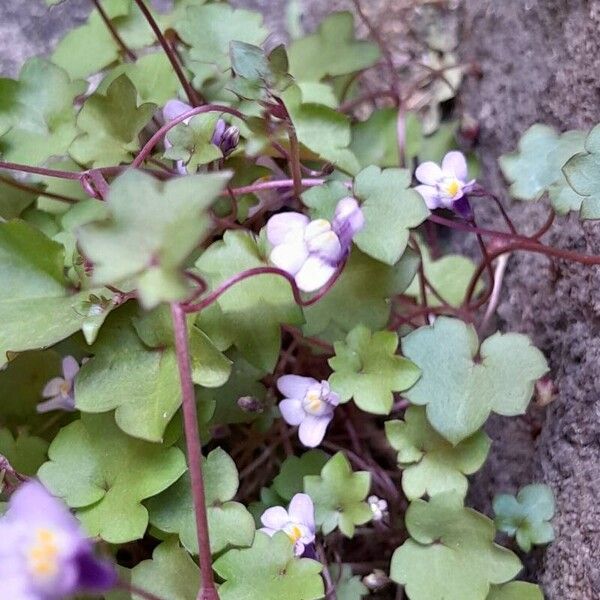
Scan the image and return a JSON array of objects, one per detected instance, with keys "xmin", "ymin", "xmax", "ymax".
[
  {"xmin": 0, "ymin": 480, "xmax": 116, "ymax": 600},
  {"xmin": 267, "ymin": 197, "xmax": 364, "ymax": 293},
  {"xmin": 37, "ymin": 357, "xmax": 79, "ymax": 414},
  {"xmin": 260, "ymin": 493, "xmax": 316, "ymax": 557},
  {"xmin": 277, "ymin": 375, "xmax": 339, "ymax": 447},
  {"xmin": 368, "ymin": 495, "xmax": 388, "ymax": 521},
  {"xmin": 414, "ymin": 151, "xmax": 475, "ymax": 217}
]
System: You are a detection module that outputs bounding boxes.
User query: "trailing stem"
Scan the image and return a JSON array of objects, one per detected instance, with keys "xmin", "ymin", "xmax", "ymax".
[
  {"xmin": 131, "ymin": 0, "xmax": 201, "ymax": 106},
  {"xmin": 91, "ymin": 0, "xmax": 136, "ymax": 61},
  {"xmin": 170, "ymin": 303, "xmax": 218, "ymax": 600}
]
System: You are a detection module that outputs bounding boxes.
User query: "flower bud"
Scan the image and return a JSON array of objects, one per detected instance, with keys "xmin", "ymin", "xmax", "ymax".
[
  {"xmin": 212, "ymin": 119, "xmax": 240, "ymax": 156},
  {"xmin": 363, "ymin": 569, "xmax": 389, "ymax": 591},
  {"xmin": 237, "ymin": 395, "xmax": 264, "ymax": 413}
]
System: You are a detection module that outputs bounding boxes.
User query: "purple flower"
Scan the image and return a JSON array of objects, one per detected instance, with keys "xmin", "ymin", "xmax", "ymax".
[
  {"xmin": 414, "ymin": 151, "xmax": 476, "ymax": 218},
  {"xmin": 260, "ymin": 493, "xmax": 316, "ymax": 557},
  {"xmin": 211, "ymin": 118, "xmax": 240, "ymax": 157},
  {"xmin": 277, "ymin": 375, "xmax": 339, "ymax": 447},
  {"xmin": 162, "ymin": 99, "xmax": 193, "ymax": 176},
  {"xmin": 0, "ymin": 481, "xmax": 117, "ymax": 600},
  {"xmin": 38, "ymin": 356, "xmax": 79, "ymax": 414},
  {"xmin": 267, "ymin": 197, "xmax": 364, "ymax": 292}
]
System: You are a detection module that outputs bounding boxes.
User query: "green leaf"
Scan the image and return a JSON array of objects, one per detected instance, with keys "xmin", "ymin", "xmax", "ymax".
[
  {"xmin": 302, "ymin": 246, "xmax": 419, "ymax": 340},
  {"xmin": 562, "ymin": 123, "xmax": 600, "ymax": 219},
  {"xmin": 351, "ymin": 108, "xmax": 400, "ymax": 169},
  {"xmin": 0, "ymin": 58, "xmax": 85, "ymax": 165},
  {"xmin": 148, "ymin": 447, "xmax": 255, "ymax": 555},
  {"xmin": 405, "ymin": 113, "xmax": 460, "ymax": 167},
  {"xmin": 195, "ymin": 230, "xmax": 303, "ymax": 372},
  {"xmin": 0, "ymin": 176, "xmax": 37, "ymax": 219},
  {"xmin": 304, "ymin": 452, "xmax": 372, "ymax": 537},
  {"xmin": 0, "ymin": 220, "xmax": 112, "ymax": 366},
  {"xmin": 402, "ymin": 317, "xmax": 548, "ymax": 444},
  {"xmin": 329, "ymin": 564, "xmax": 368, "ymax": 600},
  {"xmin": 0, "ymin": 350, "xmax": 61, "ymax": 427},
  {"xmin": 282, "ymin": 84, "xmax": 360, "ymax": 175},
  {"xmin": 385, "ymin": 406, "xmax": 490, "ymax": 500},
  {"xmin": 493, "ymin": 484, "xmax": 555, "ymax": 552},
  {"xmin": 486, "ymin": 582, "xmax": 544, "ymax": 600},
  {"xmin": 75, "ymin": 306, "xmax": 230, "ymax": 442},
  {"xmin": 353, "ymin": 166, "xmax": 429, "ymax": 265},
  {"xmin": 405, "ymin": 240, "xmax": 483, "ymax": 307},
  {"xmin": 202, "ymin": 352, "xmax": 269, "ymax": 426},
  {"xmin": 78, "ymin": 169, "xmax": 229, "ymax": 308},
  {"xmin": 99, "ymin": 52, "xmax": 181, "ymax": 105},
  {"xmin": 178, "ymin": 4, "xmax": 268, "ymax": 71},
  {"xmin": 130, "ymin": 539, "xmax": 200, "ymax": 600},
  {"xmin": 390, "ymin": 493, "xmax": 523, "ymax": 600},
  {"xmin": 38, "ymin": 413, "xmax": 186, "ymax": 543},
  {"xmin": 499, "ymin": 124, "xmax": 586, "ymax": 215},
  {"xmin": 0, "ymin": 429, "xmax": 48, "ymax": 475},
  {"xmin": 287, "ymin": 12, "xmax": 380, "ymax": 81},
  {"xmin": 52, "ymin": 4, "xmax": 129, "ymax": 79},
  {"xmin": 329, "ymin": 325, "xmax": 420, "ymax": 415},
  {"xmin": 69, "ymin": 75, "xmax": 156, "ymax": 168},
  {"xmin": 164, "ymin": 113, "xmax": 222, "ymax": 173},
  {"xmin": 272, "ymin": 450, "xmax": 330, "ymax": 501},
  {"xmin": 213, "ymin": 531, "xmax": 324, "ymax": 600}
]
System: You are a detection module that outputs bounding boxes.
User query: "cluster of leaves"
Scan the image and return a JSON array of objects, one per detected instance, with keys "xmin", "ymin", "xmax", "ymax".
[{"xmin": 0, "ymin": 1, "xmax": 566, "ymax": 599}]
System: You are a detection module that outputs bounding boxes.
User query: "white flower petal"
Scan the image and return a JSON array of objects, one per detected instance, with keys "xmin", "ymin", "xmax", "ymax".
[
  {"xmin": 442, "ymin": 151, "xmax": 468, "ymax": 181},
  {"xmin": 270, "ymin": 242, "xmax": 309, "ymax": 276},
  {"xmin": 415, "ymin": 161, "xmax": 443, "ymax": 185},
  {"xmin": 260, "ymin": 506, "xmax": 290, "ymax": 531},
  {"xmin": 288, "ymin": 494, "xmax": 315, "ymax": 533},
  {"xmin": 267, "ymin": 213, "xmax": 309, "ymax": 246},
  {"xmin": 277, "ymin": 375, "xmax": 316, "ymax": 399},
  {"xmin": 62, "ymin": 356, "xmax": 79, "ymax": 381},
  {"xmin": 298, "ymin": 414, "xmax": 331, "ymax": 447},
  {"xmin": 294, "ymin": 256, "xmax": 337, "ymax": 293},
  {"xmin": 415, "ymin": 185, "xmax": 442, "ymax": 210},
  {"xmin": 279, "ymin": 398, "xmax": 305, "ymax": 426}
]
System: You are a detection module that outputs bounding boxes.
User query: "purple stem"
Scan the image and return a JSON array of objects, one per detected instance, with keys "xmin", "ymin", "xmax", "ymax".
[
  {"xmin": 131, "ymin": 0, "xmax": 200, "ymax": 106},
  {"xmin": 91, "ymin": 0, "xmax": 137, "ymax": 61},
  {"xmin": 131, "ymin": 105, "xmax": 246, "ymax": 168},
  {"xmin": 223, "ymin": 177, "xmax": 325, "ymax": 197},
  {"xmin": 118, "ymin": 580, "xmax": 166, "ymax": 600},
  {"xmin": 170, "ymin": 303, "xmax": 218, "ymax": 600}
]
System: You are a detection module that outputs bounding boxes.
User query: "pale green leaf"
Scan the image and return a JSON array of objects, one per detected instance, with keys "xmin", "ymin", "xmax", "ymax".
[
  {"xmin": 329, "ymin": 564, "xmax": 368, "ymax": 600},
  {"xmin": 304, "ymin": 452, "xmax": 372, "ymax": 537},
  {"xmin": 390, "ymin": 493, "xmax": 522, "ymax": 600},
  {"xmin": 69, "ymin": 75, "xmax": 156, "ymax": 168},
  {"xmin": 213, "ymin": 531, "xmax": 324, "ymax": 600},
  {"xmin": 329, "ymin": 325, "xmax": 420, "ymax": 415},
  {"xmin": 0, "ymin": 429, "xmax": 48, "ymax": 475},
  {"xmin": 386, "ymin": 406, "xmax": 490, "ymax": 500},
  {"xmin": 402, "ymin": 317, "xmax": 548, "ymax": 444},
  {"xmin": 38, "ymin": 413, "xmax": 186, "ymax": 543},
  {"xmin": 272, "ymin": 450, "xmax": 330, "ymax": 501},
  {"xmin": 486, "ymin": 582, "xmax": 544, "ymax": 600}
]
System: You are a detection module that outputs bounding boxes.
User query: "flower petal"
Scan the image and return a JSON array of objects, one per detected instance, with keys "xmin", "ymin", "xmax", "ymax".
[
  {"xmin": 415, "ymin": 185, "xmax": 442, "ymax": 210},
  {"xmin": 75, "ymin": 550, "xmax": 117, "ymax": 592},
  {"xmin": 269, "ymin": 241, "xmax": 309, "ymax": 276},
  {"xmin": 442, "ymin": 151, "xmax": 468, "ymax": 181},
  {"xmin": 294, "ymin": 256, "xmax": 337, "ymax": 293},
  {"xmin": 260, "ymin": 506, "xmax": 290, "ymax": 531},
  {"xmin": 298, "ymin": 414, "xmax": 331, "ymax": 447},
  {"xmin": 266, "ymin": 212, "xmax": 309, "ymax": 246},
  {"xmin": 277, "ymin": 375, "xmax": 315, "ymax": 399},
  {"xmin": 415, "ymin": 161, "xmax": 443, "ymax": 185},
  {"xmin": 42, "ymin": 377, "xmax": 64, "ymax": 398},
  {"xmin": 162, "ymin": 99, "xmax": 192, "ymax": 123},
  {"xmin": 62, "ymin": 356, "xmax": 80, "ymax": 381},
  {"xmin": 288, "ymin": 493, "xmax": 315, "ymax": 532},
  {"xmin": 279, "ymin": 398, "xmax": 305, "ymax": 426},
  {"xmin": 37, "ymin": 394, "xmax": 76, "ymax": 414}
]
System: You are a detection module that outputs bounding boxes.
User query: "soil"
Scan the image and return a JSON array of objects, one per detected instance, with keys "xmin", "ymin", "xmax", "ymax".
[{"xmin": 2, "ymin": 1, "xmax": 600, "ymax": 597}]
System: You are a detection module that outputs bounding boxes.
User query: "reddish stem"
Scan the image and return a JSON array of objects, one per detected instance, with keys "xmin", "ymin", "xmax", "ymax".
[
  {"xmin": 131, "ymin": 0, "xmax": 200, "ymax": 106},
  {"xmin": 91, "ymin": 0, "xmax": 137, "ymax": 61},
  {"xmin": 170, "ymin": 304, "xmax": 218, "ymax": 600},
  {"xmin": 118, "ymin": 580, "xmax": 166, "ymax": 600},
  {"xmin": 0, "ymin": 173, "xmax": 79, "ymax": 204},
  {"xmin": 224, "ymin": 177, "xmax": 325, "ymax": 197},
  {"xmin": 132, "ymin": 105, "xmax": 246, "ymax": 168}
]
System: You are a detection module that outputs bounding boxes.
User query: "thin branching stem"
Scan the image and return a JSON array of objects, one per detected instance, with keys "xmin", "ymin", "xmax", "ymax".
[{"xmin": 91, "ymin": 0, "xmax": 137, "ymax": 61}]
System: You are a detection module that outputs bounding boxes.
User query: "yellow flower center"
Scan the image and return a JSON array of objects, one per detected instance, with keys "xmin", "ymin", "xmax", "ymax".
[
  {"xmin": 287, "ymin": 525, "xmax": 303, "ymax": 543},
  {"xmin": 28, "ymin": 528, "xmax": 59, "ymax": 579},
  {"xmin": 444, "ymin": 179, "xmax": 461, "ymax": 198},
  {"xmin": 305, "ymin": 390, "xmax": 323, "ymax": 413},
  {"xmin": 59, "ymin": 380, "xmax": 71, "ymax": 397}
]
